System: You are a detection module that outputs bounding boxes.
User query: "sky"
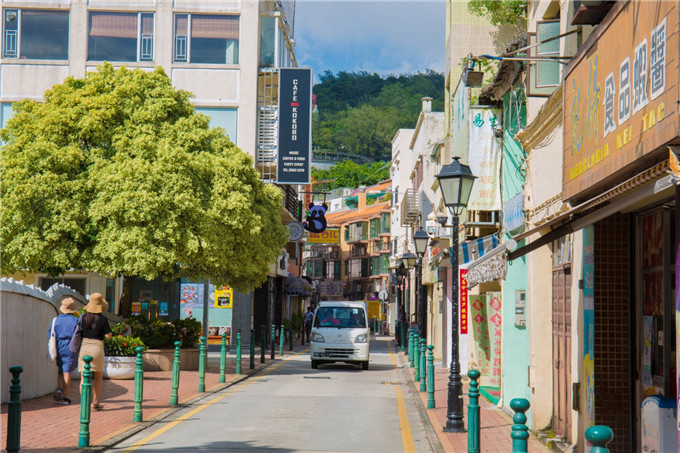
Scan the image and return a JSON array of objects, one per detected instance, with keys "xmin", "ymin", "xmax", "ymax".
[{"xmin": 294, "ymin": 0, "xmax": 446, "ymax": 81}]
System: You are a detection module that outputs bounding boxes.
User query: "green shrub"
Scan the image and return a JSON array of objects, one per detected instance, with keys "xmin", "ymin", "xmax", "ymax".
[
  {"xmin": 126, "ymin": 315, "xmax": 201, "ymax": 349},
  {"xmin": 104, "ymin": 335, "xmax": 146, "ymax": 356},
  {"xmin": 173, "ymin": 317, "xmax": 202, "ymax": 348}
]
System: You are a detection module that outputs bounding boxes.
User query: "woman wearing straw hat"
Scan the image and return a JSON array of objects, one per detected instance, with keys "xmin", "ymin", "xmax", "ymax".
[
  {"xmin": 77, "ymin": 293, "xmax": 112, "ymax": 410},
  {"xmin": 48, "ymin": 297, "xmax": 79, "ymax": 405}
]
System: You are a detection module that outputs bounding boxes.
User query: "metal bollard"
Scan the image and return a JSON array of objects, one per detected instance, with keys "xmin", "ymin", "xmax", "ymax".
[
  {"xmin": 170, "ymin": 341, "xmax": 181, "ymax": 405},
  {"xmin": 219, "ymin": 333, "xmax": 227, "ymax": 383},
  {"xmin": 585, "ymin": 425, "xmax": 614, "ymax": 453},
  {"xmin": 409, "ymin": 331, "xmax": 415, "ymax": 367},
  {"xmin": 250, "ymin": 329, "xmax": 255, "ymax": 369},
  {"xmin": 79, "ymin": 356, "xmax": 93, "ymax": 448},
  {"xmin": 400, "ymin": 322, "xmax": 406, "ymax": 351},
  {"xmin": 289, "ymin": 321, "xmax": 294, "ymax": 351},
  {"xmin": 467, "ymin": 369, "xmax": 481, "ymax": 453},
  {"xmin": 236, "ymin": 331, "xmax": 242, "ymax": 375},
  {"xmin": 270, "ymin": 324, "xmax": 275, "ymax": 360},
  {"xmin": 279, "ymin": 325, "xmax": 284, "ymax": 356},
  {"xmin": 414, "ymin": 335, "xmax": 421, "ymax": 381},
  {"xmin": 419, "ymin": 339, "xmax": 426, "ymax": 392},
  {"xmin": 198, "ymin": 336, "xmax": 207, "ymax": 392},
  {"xmin": 427, "ymin": 345, "xmax": 435, "ymax": 409},
  {"xmin": 6, "ymin": 366, "xmax": 23, "ymax": 452},
  {"xmin": 510, "ymin": 398, "xmax": 531, "ymax": 453},
  {"xmin": 260, "ymin": 326, "xmax": 266, "ymax": 364},
  {"xmin": 133, "ymin": 346, "xmax": 144, "ymax": 422},
  {"xmin": 407, "ymin": 329, "xmax": 412, "ymax": 358}
]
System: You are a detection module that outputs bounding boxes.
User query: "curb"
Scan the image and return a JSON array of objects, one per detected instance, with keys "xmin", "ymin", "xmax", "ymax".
[
  {"xmin": 395, "ymin": 342, "xmax": 446, "ymax": 453},
  {"xmin": 84, "ymin": 346, "xmax": 309, "ymax": 452}
]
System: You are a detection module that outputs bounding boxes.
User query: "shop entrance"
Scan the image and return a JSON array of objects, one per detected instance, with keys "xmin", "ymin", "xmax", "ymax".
[{"xmin": 552, "ymin": 235, "xmax": 572, "ymax": 443}]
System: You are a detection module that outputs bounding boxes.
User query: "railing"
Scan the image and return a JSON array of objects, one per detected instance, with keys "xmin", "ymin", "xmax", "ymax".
[{"xmin": 401, "ymin": 189, "xmax": 418, "ymax": 226}]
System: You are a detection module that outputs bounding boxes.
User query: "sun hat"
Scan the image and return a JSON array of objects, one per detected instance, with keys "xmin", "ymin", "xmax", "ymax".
[
  {"xmin": 84, "ymin": 293, "xmax": 108, "ymax": 314},
  {"xmin": 59, "ymin": 297, "xmax": 77, "ymax": 314}
]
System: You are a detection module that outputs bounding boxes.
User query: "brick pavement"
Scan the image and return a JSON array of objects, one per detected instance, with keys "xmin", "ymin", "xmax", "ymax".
[
  {"xmin": 1, "ymin": 339, "xmax": 308, "ymax": 453},
  {"xmin": 397, "ymin": 345, "xmax": 550, "ymax": 453}
]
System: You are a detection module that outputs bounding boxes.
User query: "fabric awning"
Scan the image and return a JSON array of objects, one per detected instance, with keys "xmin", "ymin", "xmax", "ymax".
[{"xmin": 284, "ymin": 274, "xmax": 312, "ymax": 296}]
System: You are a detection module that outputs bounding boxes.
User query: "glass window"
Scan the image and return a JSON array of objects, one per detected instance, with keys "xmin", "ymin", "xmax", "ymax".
[
  {"xmin": 536, "ymin": 20, "xmax": 560, "ymax": 87},
  {"xmin": 3, "ymin": 9, "xmax": 69, "ymax": 60},
  {"xmin": 88, "ymin": 12, "xmax": 154, "ymax": 62},
  {"xmin": 259, "ymin": 16, "xmax": 275, "ymax": 67},
  {"xmin": 174, "ymin": 14, "xmax": 239, "ymax": 65},
  {"xmin": 194, "ymin": 107, "xmax": 238, "ymax": 144},
  {"xmin": 314, "ymin": 307, "xmax": 366, "ymax": 328}
]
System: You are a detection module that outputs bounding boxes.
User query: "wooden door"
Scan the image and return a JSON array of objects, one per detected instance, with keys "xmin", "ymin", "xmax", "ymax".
[{"xmin": 552, "ymin": 264, "xmax": 572, "ymax": 442}]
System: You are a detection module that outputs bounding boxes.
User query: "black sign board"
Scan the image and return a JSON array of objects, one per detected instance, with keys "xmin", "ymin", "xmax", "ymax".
[{"xmin": 277, "ymin": 68, "xmax": 312, "ymax": 184}]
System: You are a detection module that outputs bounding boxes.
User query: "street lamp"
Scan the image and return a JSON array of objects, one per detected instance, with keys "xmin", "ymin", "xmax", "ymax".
[
  {"xmin": 413, "ymin": 228, "xmax": 429, "ymax": 339},
  {"xmin": 401, "ymin": 252, "xmax": 416, "ymax": 326},
  {"xmin": 436, "ymin": 157, "xmax": 476, "ymax": 433}
]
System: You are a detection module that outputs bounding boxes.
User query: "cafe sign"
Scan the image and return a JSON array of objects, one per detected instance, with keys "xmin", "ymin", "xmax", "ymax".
[{"xmin": 563, "ymin": 0, "xmax": 679, "ymax": 201}]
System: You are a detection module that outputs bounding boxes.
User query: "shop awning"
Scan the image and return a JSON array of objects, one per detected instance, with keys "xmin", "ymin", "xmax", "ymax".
[
  {"xmin": 284, "ymin": 274, "xmax": 312, "ymax": 296},
  {"xmin": 508, "ymin": 159, "xmax": 674, "ymax": 261},
  {"xmin": 466, "ymin": 239, "xmax": 517, "ymax": 288}
]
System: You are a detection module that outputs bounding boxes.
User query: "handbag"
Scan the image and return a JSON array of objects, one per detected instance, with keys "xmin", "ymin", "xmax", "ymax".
[
  {"xmin": 70, "ymin": 317, "xmax": 83, "ymax": 355},
  {"xmin": 47, "ymin": 318, "xmax": 58, "ymax": 361}
]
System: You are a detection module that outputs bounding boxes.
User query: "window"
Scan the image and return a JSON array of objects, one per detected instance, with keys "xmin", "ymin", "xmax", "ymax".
[
  {"xmin": 536, "ymin": 20, "xmax": 560, "ymax": 87},
  {"xmin": 195, "ymin": 107, "xmax": 238, "ymax": 144},
  {"xmin": 88, "ymin": 12, "xmax": 154, "ymax": 62},
  {"xmin": 3, "ymin": 9, "xmax": 69, "ymax": 60},
  {"xmin": 174, "ymin": 14, "xmax": 239, "ymax": 64},
  {"xmin": 259, "ymin": 16, "xmax": 275, "ymax": 67}
]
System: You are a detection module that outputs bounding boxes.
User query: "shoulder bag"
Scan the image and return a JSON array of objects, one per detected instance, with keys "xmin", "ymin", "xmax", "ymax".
[
  {"xmin": 70, "ymin": 316, "xmax": 83, "ymax": 355},
  {"xmin": 47, "ymin": 318, "xmax": 58, "ymax": 361}
]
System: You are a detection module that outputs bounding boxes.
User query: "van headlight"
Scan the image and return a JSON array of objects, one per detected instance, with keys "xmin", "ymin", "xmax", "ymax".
[
  {"xmin": 312, "ymin": 333, "xmax": 325, "ymax": 342},
  {"xmin": 354, "ymin": 334, "xmax": 367, "ymax": 343}
]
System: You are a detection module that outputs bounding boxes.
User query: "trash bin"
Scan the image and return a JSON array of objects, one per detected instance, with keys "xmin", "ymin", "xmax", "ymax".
[{"xmin": 641, "ymin": 395, "xmax": 677, "ymax": 453}]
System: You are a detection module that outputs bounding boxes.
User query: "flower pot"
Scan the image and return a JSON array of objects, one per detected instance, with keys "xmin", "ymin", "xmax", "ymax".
[
  {"xmin": 142, "ymin": 348, "xmax": 199, "ymax": 371},
  {"xmin": 103, "ymin": 356, "xmax": 136, "ymax": 380}
]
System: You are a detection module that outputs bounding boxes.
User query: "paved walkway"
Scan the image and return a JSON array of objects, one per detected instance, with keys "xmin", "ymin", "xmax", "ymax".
[
  {"xmin": 396, "ymin": 344, "xmax": 550, "ymax": 453},
  {"xmin": 1, "ymin": 339, "xmax": 309, "ymax": 453}
]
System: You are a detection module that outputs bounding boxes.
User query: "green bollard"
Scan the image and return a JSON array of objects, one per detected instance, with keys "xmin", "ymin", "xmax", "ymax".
[
  {"xmin": 427, "ymin": 345, "xmax": 435, "ymax": 409},
  {"xmin": 414, "ymin": 335, "xmax": 421, "ymax": 381},
  {"xmin": 260, "ymin": 326, "xmax": 266, "ymax": 364},
  {"xmin": 289, "ymin": 321, "xmax": 294, "ymax": 351},
  {"xmin": 279, "ymin": 325, "xmax": 284, "ymax": 356},
  {"xmin": 419, "ymin": 339, "xmax": 427, "ymax": 392},
  {"xmin": 467, "ymin": 369, "xmax": 481, "ymax": 453},
  {"xmin": 236, "ymin": 332, "xmax": 242, "ymax": 375},
  {"xmin": 409, "ymin": 331, "xmax": 415, "ymax": 367},
  {"xmin": 79, "ymin": 356, "xmax": 93, "ymax": 448},
  {"xmin": 198, "ymin": 336, "xmax": 207, "ymax": 392},
  {"xmin": 6, "ymin": 366, "xmax": 23, "ymax": 452},
  {"xmin": 270, "ymin": 324, "xmax": 275, "ymax": 360},
  {"xmin": 170, "ymin": 341, "xmax": 181, "ymax": 406},
  {"xmin": 510, "ymin": 398, "xmax": 531, "ymax": 453},
  {"xmin": 407, "ymin": 329, "xmax": 412, "ymax": 358},
  {"xmin": 400, "ymin": 322, "xmax": 406, "ymax": 351},
  {"xmin": 219, "ymin": 332, "xmax": 227, "ymax": 383},
  {"xmin": 250, "ymin": 329, "xmax": 255, "ymax": 369},
  {"xmin": 133, "ymin": 346, "xmax": 144, "ymax": 422},
  {"xmin": 585, "ymin": 425, "xmax": 614, "ymax": 453}
]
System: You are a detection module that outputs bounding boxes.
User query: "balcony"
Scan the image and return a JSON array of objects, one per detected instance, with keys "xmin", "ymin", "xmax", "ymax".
[{"xmin": 401, "ymin": 188, "xmax": 418, "ymax": 226}]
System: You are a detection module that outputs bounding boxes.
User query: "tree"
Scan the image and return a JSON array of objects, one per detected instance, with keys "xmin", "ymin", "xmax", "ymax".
[
  {"xmin": 1, "ymin": 63, "xmax": 288, "ymax": 316},
  {"xmin": 467, "ymin": 0, "xmax": 526, "ymax": 27},
  {"xmin": 312, "ymin": 161, "xmax": 390, "ymax": 191}
]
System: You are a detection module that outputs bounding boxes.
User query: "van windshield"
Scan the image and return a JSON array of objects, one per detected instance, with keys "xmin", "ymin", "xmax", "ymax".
[{"xmin": 314, "ymin": 307, "xmax": 366, "ymax": 328}]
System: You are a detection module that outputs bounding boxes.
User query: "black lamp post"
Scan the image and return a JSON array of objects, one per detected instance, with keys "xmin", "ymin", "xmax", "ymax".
[
  {"xmin": 436, "ymin": 157, "xmax": 476, "ymax": 433},
  {"xmin": 401, "ymin": 251, "xmax": 416, "ymax": 326},
  {"xmin": 413, "ymin": 228, "xmax": 429, "ymax": 338}
]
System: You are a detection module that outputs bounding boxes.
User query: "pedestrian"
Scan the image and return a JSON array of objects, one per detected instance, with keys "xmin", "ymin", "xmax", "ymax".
[
  {"xmin": 304, "ymin": 306, "xmax": 314, "ymax": 341},
  {"xmin": 76, "ymin": 293, "xmax": 112, "ymax": 411},
  {"xmin": 49, "ymin": 297, "xmax": 79, "ymax": 405}
]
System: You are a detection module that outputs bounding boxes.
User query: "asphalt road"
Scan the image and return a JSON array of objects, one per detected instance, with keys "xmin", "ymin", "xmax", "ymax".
[{"xmin": 110, "ymin": 335, "xmax": 437, "ymax": 452}]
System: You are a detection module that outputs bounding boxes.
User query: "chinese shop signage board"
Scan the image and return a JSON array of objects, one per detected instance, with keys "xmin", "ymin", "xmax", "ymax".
[{"xmin": 563, "ymin": 0, "xmax": 679, "ymax": 201}]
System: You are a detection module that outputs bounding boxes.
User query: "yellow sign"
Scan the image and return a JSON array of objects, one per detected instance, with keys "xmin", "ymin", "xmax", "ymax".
[
  {"xmin": 308, "ymin": 228, "xmax": 340, "ymax": 244},
  {"xmin": 214, "ymin": 286, "xmax": 233, "ymax": 308},
  {"xmin": 364, "ymin": 300, "xmax": 382, "ymax": 319}
]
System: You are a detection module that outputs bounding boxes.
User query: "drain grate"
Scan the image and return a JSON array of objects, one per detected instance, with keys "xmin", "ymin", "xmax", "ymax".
[
  {"xmin": 304, "ymin": 376, "xmax": 331, "ymax": 379},
  {"xmin": 382, "ymin": 381, "xmax": 402, "ymax": 385}
]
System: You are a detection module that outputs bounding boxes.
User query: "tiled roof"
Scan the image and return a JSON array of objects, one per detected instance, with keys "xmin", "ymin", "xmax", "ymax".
[{"xmin": 327, "ymin": 201, "xmax": 390, "ymax": 226}]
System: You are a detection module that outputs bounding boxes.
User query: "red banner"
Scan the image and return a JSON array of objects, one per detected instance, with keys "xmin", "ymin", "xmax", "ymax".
[{"xmin": 460, "ymin": 268, "xmax": 468, "ymax": 334}]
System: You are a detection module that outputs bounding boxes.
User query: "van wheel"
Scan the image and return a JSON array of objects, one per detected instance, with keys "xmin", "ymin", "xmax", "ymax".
[
  {"xmin": 361, "ymin": 361, "xmax": 369, "ymax": 370},
  {"xmin": 311, "ymin": 360, "xmax": 319, "ymax": 369}
]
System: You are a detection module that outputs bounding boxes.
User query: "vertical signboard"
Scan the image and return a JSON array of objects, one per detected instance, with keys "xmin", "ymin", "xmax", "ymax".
[
  {"xmin": 278, "ymin": 68, "xmax": 312, "ymax": 184},
  {"xmin": 582, "ymin": 225, "xmax": 595, "ymax": 428},
  {"xmin": 468, "ymin": 107, "xmax": 502, "ymax": 211},
  {"xmin": 460, "ymin": 268, "xmax": 468, "ymax": 334}
]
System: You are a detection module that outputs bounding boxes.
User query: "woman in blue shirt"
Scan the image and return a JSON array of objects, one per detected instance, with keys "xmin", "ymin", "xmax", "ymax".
[{"xmin": 49, "ymin": 297, "xmax": 78, "ymax": 404}]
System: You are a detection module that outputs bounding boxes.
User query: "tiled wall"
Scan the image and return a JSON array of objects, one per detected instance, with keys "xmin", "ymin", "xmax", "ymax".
[{"xmin": 594, "ymin": 213, "xmax": 632, "ymax": 452}]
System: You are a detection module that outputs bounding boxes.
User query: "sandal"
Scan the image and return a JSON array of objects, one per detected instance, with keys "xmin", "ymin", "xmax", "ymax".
[
  {"xmin": 53, "ymin": 389, "xmax": 63, "ymax": 402},
  {"xmin": 92, "ymin": 403, "xmax": 103, "ymax": 411},
  {"xmin": 58, "ymin": 397, "xmax": 71, "ymax": 405}
]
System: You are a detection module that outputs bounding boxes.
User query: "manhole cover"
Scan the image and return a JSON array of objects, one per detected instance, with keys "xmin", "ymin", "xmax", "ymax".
[{"xmin": 304, "ymin": 376, "xmax": 331, "ymax": 379}]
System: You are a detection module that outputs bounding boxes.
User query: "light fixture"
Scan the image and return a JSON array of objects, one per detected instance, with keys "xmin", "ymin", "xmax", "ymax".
[
  {"xmin": 435, "ymin": 157, "xmax": 477, "ymax": 216},
  {"xmin": 413, "ymin": 228, "xmax": 429, "ymax": 257},
  {"xmin": 401, "ymin": 252, "xmax": 417, "ymax": 269},
  {"xmin": 462, "ymin": 56, "xmax": 484, "ymax": 88}
]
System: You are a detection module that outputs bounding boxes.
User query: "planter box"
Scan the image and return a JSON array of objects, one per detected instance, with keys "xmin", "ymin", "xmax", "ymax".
[
  {"xmin": 104, "ymin": 356, "xmax": 136, "ymax": 380},
  {"xmin": 142, "ymin": 348, "xmax": 199, "ymax": 371}
]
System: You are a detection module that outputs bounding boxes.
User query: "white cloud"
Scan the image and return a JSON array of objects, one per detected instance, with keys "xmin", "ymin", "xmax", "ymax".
[{"xmin": 294, "ymin": 0, "xmax": 445, "ymax": 79}]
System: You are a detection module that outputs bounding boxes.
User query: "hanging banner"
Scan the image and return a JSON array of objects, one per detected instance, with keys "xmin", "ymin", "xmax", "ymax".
[
  {"xmin": 486, "ymin": 292, "xmax": 502, "ymax": 387},
  {"xmin": 468, "ymin": 107, "xmax": 502, "ymax": 211},
  {"xmin": 471, "ymin": 294, "xmax": 490, "ymax": 378},
  {"xmin": 277, "ymin": 68, "xmax": 312, "ymax": 184},
  {"xmin": 583, "ymin": 225, "xmax": 595, "ymax": 427},
  {"xmin": 460, "ymin": 268, "xmax": 468, "ymax": 334}
]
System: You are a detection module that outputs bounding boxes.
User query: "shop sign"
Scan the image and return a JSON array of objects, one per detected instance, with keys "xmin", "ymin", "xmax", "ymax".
[
  {"xmin": 277, "ymin": 68, "xmax": 312, "ymax": 184},
  {"xmin": 563, "ymin": 0, "xmax": 679, "ymax": 201},
  {"xmin": 214, "ymin": 286, "xmax": 233, "ymax": 309},
  {"xmin": 504, "ymin": 192, "xmax": 525, "ymax": 233},
  {"xmin": 307, "ymin": 228, "xmax": 340, "ymax": 244},
  {"xmin": 460, "ymin": 268, "xmax": 468, "ymax": 334},
  {"xmin": 468, "ymin": 107, "xmax": 502, "ymax": 211}
]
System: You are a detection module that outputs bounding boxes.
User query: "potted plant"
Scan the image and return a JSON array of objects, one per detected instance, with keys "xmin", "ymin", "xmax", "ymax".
[
  {"xmin": 103, "ymin": 334, "xmax": 146, "ymax": 379},
  {"xmin": 126, "ymin": 316, "xmax": 203, "ymax": 371}
]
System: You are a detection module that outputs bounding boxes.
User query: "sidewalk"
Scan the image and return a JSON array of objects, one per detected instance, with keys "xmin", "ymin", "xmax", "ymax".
[
  {"xmin": 1, "ymin": 338, "xmax": 309, "ymax": 453},
  {"xmin": 396, "ymin": 343, "xmax": 550, "ymax": 453}
]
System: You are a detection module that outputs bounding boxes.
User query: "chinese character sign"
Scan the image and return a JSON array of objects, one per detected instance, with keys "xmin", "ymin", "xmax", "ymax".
[
  {"xmin": 470, "ymin": 294, "xmax": 490, "ymax": 377},
  {"xmin": 487, "ymin": 292, "xmax": 502, "ymax": 387},
  {"xmin": 460, "ymin": 269, "xmax": 468, "ymax": 334},
  {"xmin": 468, "ymin": 108, "xmax": 502, "ymax": 211}
]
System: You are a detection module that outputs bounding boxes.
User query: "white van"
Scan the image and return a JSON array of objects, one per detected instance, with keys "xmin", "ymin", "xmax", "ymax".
[{"xmin": 310, "ymin": 301, "xmax": 370, "ymax": 370}]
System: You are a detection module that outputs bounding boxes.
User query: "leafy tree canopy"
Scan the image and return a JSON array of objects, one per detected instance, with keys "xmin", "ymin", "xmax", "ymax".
[
  {"xmin": 1, "ymin": 63, "xmax": 288, "ymax": 312},
  {"xmin": 311, "ymin": 161, "xmax": 390, "ymax": 192},
  {"xmin": 313, "ymin": 70, "xmax": 444, "ymax": 161},
  {"xmin": 467, "ymin": 0, "xmax": 526, "ymax": 27}
]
